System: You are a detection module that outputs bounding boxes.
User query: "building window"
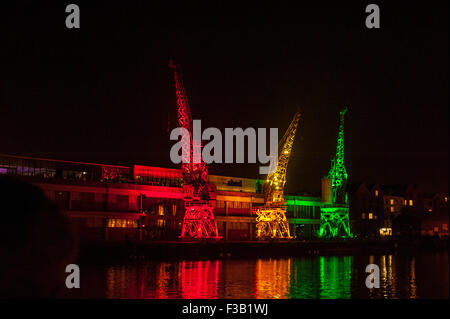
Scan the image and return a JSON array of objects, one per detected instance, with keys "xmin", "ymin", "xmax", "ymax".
[
  {"xmin": 216, "ymin": 200, "xmax": 225, "ymax": 208},
  {"xmin": 379, "ymin": 228, "xmax": 392, "ymax": 236},
  {"xmin": 81, "ymin": 192, "xmax": 95, "ymax": 202},
  {"xmin": 409, "ymin": 199, "xmax": 413, "ymax": 206},
  {"xmin": 172, "ymin": 204, "xmax": 177, "ymax": 216},
  {"xmin": 157, "ymin": 219, "xmax": 166, "ymax": 227},
  {"xmin": 107, "ymin": 219, "xmax": 137, "ymax": 228},
  {"xmin": 229, "ymin": 222, "xmax": 248, "ymax": 230},
  {"xmin": 242, "ymin": 202, "xmax": 251, "ymax": 209},
  {"xmin": 158, "ymin": 204, "xmax": 164, "ymax": 216},
  {"xmin": 390, "ymin": 199, "xmax": 394, "ymax": 205},
  {"xmin": 361, "ymin": 213, "xmax": 366, "ymax": 220},
  {"xmin": 375, "ymin": 190, "xmax": 379, "ymax": 196},
  {"xmin": 404, "ymin": 199, "xmax": 407, "ymax": 205},
  {"xmin": 368, "ymin": 213, "xmax": 373, "ymax": 220},
  {"xmin": 390, "ymin": 206, "xmax": 394, "ymax": 213}
]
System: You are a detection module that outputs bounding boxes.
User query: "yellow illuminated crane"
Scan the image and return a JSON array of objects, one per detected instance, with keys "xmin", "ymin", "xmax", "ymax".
[{"xmin": 255, "ymin": 111, "xmax": 301, "ymax": 239}]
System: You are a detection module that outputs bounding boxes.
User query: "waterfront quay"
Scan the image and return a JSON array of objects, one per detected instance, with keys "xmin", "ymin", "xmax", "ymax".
[{"xmin": 77, "ymin": 237, "xmax": 448, "ymax": 262}]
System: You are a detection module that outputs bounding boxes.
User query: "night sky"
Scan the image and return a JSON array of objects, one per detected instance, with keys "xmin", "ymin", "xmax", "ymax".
[{"xmin": 1, "ymin": 1, "xmax": 448, "ymax": 194}]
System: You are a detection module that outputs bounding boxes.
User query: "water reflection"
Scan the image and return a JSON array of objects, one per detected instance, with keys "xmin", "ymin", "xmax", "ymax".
[
  {"xmin": 222, "ymin": 259, "xmax": 257, "ymax": 298},
  {"xmin": 319, "ymin": 256, "xmax": 353, "ymax": 298},
  {"xmin": 179, "ymin": 260, "xmax": 221, "ymax": 299},
  {"xmin": 255, "ymin": 258, "xmax": 291, "ymax": 298},
  {"xmin": 93, "ymin": 253, "xmax": 448, "ymax": 299},
  {"xmin": 366, "ymin": 254, "xmax": 418, "ymax": 299},
  {"xmin": 409, "ymin": 257, "xmax": 417, "ymax": 299},
  {"xmin": 379, "ymin": 254, "xmax": 395, "ymax": 298}
]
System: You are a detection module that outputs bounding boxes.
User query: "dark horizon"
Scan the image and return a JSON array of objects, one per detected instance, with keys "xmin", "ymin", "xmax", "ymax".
[{"xmin": 1, "ymin": 1, "xmax": 448, "ymax": 194}]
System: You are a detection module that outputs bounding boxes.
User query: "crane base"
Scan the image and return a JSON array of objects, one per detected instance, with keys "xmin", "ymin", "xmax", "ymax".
[{"xmin": 179, "ymin": 205, "xmax": 221, "ymax": 239}]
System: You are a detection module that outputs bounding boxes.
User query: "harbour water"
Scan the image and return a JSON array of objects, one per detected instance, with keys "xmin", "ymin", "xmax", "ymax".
[{"xmin": 71, "ymin": 252, "xmax": 448, "ymax": 299}]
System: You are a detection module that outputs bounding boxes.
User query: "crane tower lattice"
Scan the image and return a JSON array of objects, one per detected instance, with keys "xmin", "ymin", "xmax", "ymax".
[
  {"xmin": 169, "ymin": 60, "xmax": 220, "ymax": 240},
  {"xmin": 319, "ymin": 107, "xmax": 352, "ymax": 238},
  {"xmin": 254, "ymin": 111, "xmax": 301, "ymax": 239}
]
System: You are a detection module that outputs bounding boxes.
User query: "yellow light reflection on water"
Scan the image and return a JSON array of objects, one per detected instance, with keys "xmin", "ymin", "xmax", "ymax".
[{"xmin": 255, "ymin": 258, "xmax": 292, "ymax": 298}]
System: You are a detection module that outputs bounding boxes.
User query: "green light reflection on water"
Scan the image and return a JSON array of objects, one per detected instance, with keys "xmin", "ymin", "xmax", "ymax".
[{"xmin": 289, "ymin": 256, "xmax": 353, "ymax": 299}]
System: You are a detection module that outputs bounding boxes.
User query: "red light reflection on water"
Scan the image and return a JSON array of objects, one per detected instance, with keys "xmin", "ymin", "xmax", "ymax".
[{"xmin": 179, "ymin": 260, "xmax": 221, "ymax": 299}]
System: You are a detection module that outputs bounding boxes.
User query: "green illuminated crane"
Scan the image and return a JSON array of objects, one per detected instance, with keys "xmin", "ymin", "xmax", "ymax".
[
  {"xmin": 328, "ymin": 107, "xmax": 348, "ymax": 204},
  {"xmin": 319, "ymin": 107, "xmax": 352, "ymax": 238}
]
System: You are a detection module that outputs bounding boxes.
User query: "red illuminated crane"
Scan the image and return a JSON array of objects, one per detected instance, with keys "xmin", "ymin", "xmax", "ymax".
[{"xmin": 169, "ymin": 60, "xmax": 220, "ymax": 239}]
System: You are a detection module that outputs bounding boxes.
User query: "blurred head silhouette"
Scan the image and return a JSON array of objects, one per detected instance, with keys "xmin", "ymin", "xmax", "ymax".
[{"xmin": 0, "ymin": 176, "xmax": 77, "ymax": 298}]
